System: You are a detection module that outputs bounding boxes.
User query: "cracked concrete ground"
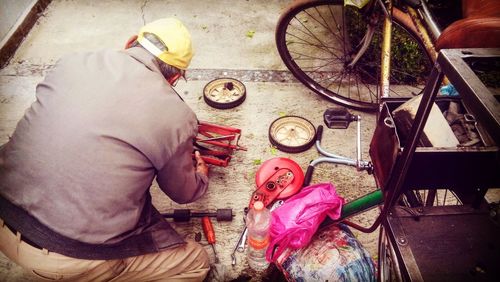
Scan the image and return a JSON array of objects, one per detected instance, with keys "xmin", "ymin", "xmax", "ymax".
[
  {"xmin": 0, "ymin": 1, "xmax": 381, "ymax": 281},
  {"xmin": 10, "ymin": 0, "xmax": 500, "ymax": 281}
]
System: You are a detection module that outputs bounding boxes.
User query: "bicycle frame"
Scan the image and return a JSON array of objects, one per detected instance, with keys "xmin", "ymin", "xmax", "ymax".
[
  {"xmin": 380, "ymin": 0, "xmax": 441, "ymax": 100},
  {"xmin": 350, "ymin": 0, "xmax": 443, "ymax": 105},
  {"xmin": 380, "ymin": 0, "xmax": 393, "ymax": 100},
  {"xmin": 277, "ymin": 2, "xmax": 500, "ymax": 279},
  {"xmin": 322, "ymin": 0, "xmax": 485, "ymax": 229},
  {"xmin": 406, "ymin": 4, "xmax": 440, "ymax": 62},
  {"xmin": 317, "ymin": 0, "xmax": 447, "ymax": 230}
]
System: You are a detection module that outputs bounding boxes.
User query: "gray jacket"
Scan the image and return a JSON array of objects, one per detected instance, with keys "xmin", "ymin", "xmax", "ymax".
[{"xmin": 0, "ymin": 47, "xmax": 208, "ymax": 259}]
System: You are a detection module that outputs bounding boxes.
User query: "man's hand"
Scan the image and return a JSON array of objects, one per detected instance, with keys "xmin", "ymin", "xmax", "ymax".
[{"xmin": 194, "ymin": 151, "xmax": 209, "ymax": 177}]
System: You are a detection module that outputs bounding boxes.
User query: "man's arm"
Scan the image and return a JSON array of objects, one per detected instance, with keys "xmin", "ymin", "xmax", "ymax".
[{"xmin": 156, "ymin": 140, "xmax": 209, "ymax": 204}]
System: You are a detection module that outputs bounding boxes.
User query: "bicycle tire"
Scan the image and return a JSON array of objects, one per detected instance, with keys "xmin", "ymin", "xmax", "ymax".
[
  {"xmin": 268, "ymin": 116, "xmax": 316, "ymax": 153},
  {"xmin": 203, "ymin": 78, "xmax": 246, "ymax": 109},
  {"xmin": 378, "ymin": 225, "xmax": 403, "ymax": 282},
  {"xmin": 275, "ymin": 0, "xmax": 433, "ymax": 112}
]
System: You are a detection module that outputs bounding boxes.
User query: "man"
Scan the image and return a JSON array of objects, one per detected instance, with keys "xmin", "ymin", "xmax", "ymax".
[{"xmin": 0, "ymin": 18, "xmax": 210, "ymax": 281}]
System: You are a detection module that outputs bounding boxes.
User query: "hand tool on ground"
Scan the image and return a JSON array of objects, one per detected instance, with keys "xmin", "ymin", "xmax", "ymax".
[
  {"xmin": 230, "ymin": 213, "xmax": 248, "ymax": 266},
  {"xmin": 161, "ymin": 208, "xmax": 233, "ymax": 222},
  {"xmin": 236, "ymin": 225, "xmax": 248, "ymax": 253},
  {"xmin": 202, "ymin": 216, "xmax": 219, "ymax": 263}
]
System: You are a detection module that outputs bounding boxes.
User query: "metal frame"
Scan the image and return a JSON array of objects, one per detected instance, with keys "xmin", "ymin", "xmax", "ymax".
[
  {"xmin": 195, "ymin": 121, "xmax": 247, "ymax": 167},
  {"xmin": 381, "ymin": 48, "xmax": 500, "ymax": 280}
]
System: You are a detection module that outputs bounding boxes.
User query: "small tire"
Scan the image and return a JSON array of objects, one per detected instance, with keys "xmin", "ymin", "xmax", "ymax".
[
  {"xmin": 203, "ymin": 78, "xmax": 246, "ymax": 109},
  {"xmin": 269, "ymin": 116, "xmax": 316, "ymax": 153}
]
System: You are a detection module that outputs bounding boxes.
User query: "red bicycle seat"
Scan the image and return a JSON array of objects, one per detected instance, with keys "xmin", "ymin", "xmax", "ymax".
[{"xmin": 436, "ymin": 0, "xmax": 500, "ymax": 50}]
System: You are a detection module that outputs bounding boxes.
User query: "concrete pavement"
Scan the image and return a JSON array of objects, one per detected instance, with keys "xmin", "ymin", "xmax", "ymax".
[{"xmin": 0, "ymin": 1, "xmax": 380, "ymax": 281}]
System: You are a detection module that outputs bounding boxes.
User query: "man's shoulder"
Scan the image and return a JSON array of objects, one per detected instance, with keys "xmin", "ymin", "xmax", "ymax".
[{"xmin": 56, "ymin": 49, "xmax": 126, "ymax": 65}]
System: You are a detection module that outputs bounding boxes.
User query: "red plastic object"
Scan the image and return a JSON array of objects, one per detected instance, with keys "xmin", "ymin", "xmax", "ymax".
[
  {"xmin": 194, "ymin": 121, "xmax": 247, "ymax": 167},
  {"xmin": 202, "ymin": 216, "xmax": 216, "ymax": 244},
  {"xmin": 250, "ymin": 157, "xmax": 304, "ymax": 208}
]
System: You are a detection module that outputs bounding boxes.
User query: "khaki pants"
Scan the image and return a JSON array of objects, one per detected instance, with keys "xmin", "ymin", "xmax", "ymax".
[{"xmin": 0, "ymin": 220, "xmax": 209, "ymax": 281}]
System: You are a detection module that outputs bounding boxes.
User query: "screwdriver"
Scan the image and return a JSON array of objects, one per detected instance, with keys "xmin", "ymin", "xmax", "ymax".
[{"xmin": 202, "ymin": 216, "xmax": 219, "ymax": 263}]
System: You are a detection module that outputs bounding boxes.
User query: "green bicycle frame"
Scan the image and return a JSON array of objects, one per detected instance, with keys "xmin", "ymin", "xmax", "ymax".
[{"xmin": 340, "ymin": 189, "xmax": 384, "ymax": 220}]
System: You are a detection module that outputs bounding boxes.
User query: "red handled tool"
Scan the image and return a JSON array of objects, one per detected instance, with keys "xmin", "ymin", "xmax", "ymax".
[{"xmin": 202, "ymin": 216, "xmax": 219, "ymax": 263}]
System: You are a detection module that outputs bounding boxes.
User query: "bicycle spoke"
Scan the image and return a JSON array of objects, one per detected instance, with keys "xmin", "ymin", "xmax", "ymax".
[
  {"xmin": 349, "ymin": 70, "xmax": 369, "ymax": 103},
  {"xmin": 291, "ymin": 58, "xmax": 344, "ymax": 74},
  {"xmin": 291, "ymin": 19, "xmax": 334, "ymax": 54},
  {"xmin": 355, "ymin": 67, "xmax": 381, "ymax": 102},
  {"xmin": 346, "ymin": 71, "xmax": 354, "ymax": 100},
  {"xmin": 292, "ymin": 17, "xmax": 338, "ymax": 56},
  {"xmin": 355, "ymin": 80, "xmax": 378, "ymax": 104},
  {"xmin": 306, "ymin": 58, "xmax": 341, "ymax": 71},
  {"xmin": 291, "ymin": 58, "xmax": 340, "ymax": 67},
  {"xmin": 314, "ymin": 69, "xmax": 344, "ymax": 86},
  {"xmin": 287, "ymin": 49, "xmax": 341, "ymax": 63},
  {"xmin": 340, "ymin": 7, "xmax": 352, "ymax": 58},
  {"xmin": 289, "ymin": 38, "xmax": 341, "ymax": 60},
  {"xmin": 285, "ymin": 37, "xmax": 343, "ymax": 53},
  {"xmin": 329, "ymin": 5, "xmax": 346, "ymax": 46},
  {"xmin": 286, "ymin": 24, "xmax": 342, "ymax": 53},
  {"xmin": 276, "ymin": 1, "xmax": 432, "ymax": 111},
  {"xmin": 313, "ymin": 7, "xmax": 343, "ymax": 43},
  {"xmin": 335, "ymin": 70, "xmax": 347, "ymax": 95},
  {"xmin": 356, "ymin": 72, "xmax": 371, "ymax": 103},
  {"xmin": 304, "ymin": 8, "xmax": 344, "ymax": 45},
  {"xmin": 390, "ymin": 66, "xmax": 428, "ymax": 85}
]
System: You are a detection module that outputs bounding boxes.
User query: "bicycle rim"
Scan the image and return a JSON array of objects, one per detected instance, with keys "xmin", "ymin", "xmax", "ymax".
[
  {"xmin": 276, "ymin": 0, "xmax": 433, "ymax": 112},
  {"xmin": 378, "ymin": 225, "xmax": 403, "ymax": 282}
]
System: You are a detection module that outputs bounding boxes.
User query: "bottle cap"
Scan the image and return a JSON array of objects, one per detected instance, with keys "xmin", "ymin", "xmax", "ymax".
[{"xmin": 253, "ymin": 201, "xmax": 264, "ymax": 211}]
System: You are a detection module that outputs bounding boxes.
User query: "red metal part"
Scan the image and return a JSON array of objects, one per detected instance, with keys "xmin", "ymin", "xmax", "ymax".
[
  {"xmin": 197, "ymin": 122, "xmax": 246, "ymax": 151},
  {"xmin": 195, "ymin": 150, "xmax": 231, "ymax": 167},
  {"xmin": 194, "ymin": 121, "xmax": 246, "ymax": 167},
  {"xmin": 250, "ymin": 157, "xmax": 304, "ymax": 208}
]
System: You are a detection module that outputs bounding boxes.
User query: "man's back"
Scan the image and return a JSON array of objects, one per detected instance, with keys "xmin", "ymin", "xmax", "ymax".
[{"xmin": 0, "ymin": 47, "xmax": 198, "ymax": 245}]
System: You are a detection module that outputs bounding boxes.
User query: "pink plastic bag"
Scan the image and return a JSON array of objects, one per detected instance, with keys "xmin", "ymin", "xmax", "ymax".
[{"xmin": 265, "ymin": 182, "xmax": 344, "ymax": 262}]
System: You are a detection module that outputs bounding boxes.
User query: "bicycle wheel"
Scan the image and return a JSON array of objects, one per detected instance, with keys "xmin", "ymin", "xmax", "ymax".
[
  {"xmin": 276, "ymin": 0, "xmax": 433, "ymax": 112},
  {"xmin": 203, "ymin": 78, "xmax": 246, "ymax": 109},
  {"xmin": 268, "ymin": 116, "xmax": 316, "ymax": 153},
  {"xmin": 378, "ymin": 225, "xmax": 403, "ymax": 282},
  {"xmin": 401, "ymin": 189, "xmax": 463, "ymax": 208}
]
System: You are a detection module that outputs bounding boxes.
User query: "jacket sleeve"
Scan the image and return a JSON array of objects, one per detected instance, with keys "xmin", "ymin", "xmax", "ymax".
[{"xmin": 156, "ymin": 140, "xmax": 208, "ymax": 204}]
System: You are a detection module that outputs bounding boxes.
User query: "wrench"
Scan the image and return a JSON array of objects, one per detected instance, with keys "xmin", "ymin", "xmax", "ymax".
[
  {"xmin": 231, "ymin": 211, "xmax": 248, "ymax": 266},
  {"xmin": 236, "ymin": 227, "xmax": 248, "ymax": 253},
  {"xmin": 236, "ymin": 200, "xmax": 283, "ymax": 253},
  {"xmin": 230, "ymin": 200, "xmax": 284, "ymax": 266},
  {"xmin": 231, "ymin": 226, "xmax": 248, "ymax": 266}
]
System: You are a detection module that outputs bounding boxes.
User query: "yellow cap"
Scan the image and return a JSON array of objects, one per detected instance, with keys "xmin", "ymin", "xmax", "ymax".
[{"xmin": 137, "ymin": 18, "xmax": 193, "ymax": 70}]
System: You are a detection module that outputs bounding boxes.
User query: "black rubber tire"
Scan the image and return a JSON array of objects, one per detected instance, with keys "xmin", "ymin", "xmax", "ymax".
[
  {"xmin": 268, "ymin": 116, "xmax": 316, "ymax": 153},
  {"xmin": 203, "ymin": 78, "xmax": 246, "ymax": 109},
  {"xmin": 275, "ymin": 0, "xmax": 433, "ymax": 112}
]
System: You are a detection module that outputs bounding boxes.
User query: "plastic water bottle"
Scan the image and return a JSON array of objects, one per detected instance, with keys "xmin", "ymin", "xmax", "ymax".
[{"xmin": 246, "ymin": 201, "xmax": 271, "ymax": 271}]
